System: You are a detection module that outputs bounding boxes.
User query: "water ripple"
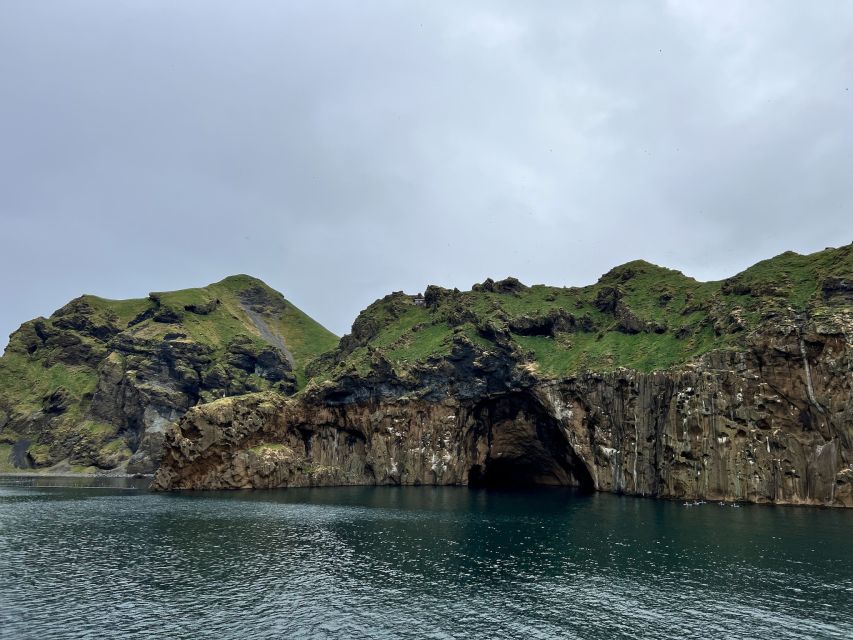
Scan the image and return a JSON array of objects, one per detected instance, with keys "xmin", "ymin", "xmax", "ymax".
[{"xmin": 1, "ymin": 483, "xmax": 851, "ymax": 639}]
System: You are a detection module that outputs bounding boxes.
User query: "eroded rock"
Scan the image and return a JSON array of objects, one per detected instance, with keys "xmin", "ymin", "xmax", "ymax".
[{"xmin": 154, "ymin": 314, "xmax": 853, "ymax": 507}]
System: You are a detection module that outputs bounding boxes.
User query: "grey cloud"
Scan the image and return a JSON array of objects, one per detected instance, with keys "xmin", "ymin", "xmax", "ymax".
[{"xmin": 1, "ymin": 0, "xmax": 851, "ymax": 345}]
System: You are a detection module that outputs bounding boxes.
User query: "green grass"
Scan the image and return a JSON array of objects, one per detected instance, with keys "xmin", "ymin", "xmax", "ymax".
[
  {"xmin": 0, "ymin": 444, "xmax": 17, "ymax": 471},
  {"xmin": 388, "ymin": 323, "xmax": 455, "ymax": 363},
  {"xmin": 26, "ymin": 443, "xmax": 51, "ymax": 465},
  {"xmin": 70, "ymin": 464, "xmax": 99, "ymax": 474},
  {"xmin": 80, "ymin": 295, "xmax": 152, "ymax": 326},
  {"xmin": 0, "ymin": 355, "xmax": 98, "ymax": 414},
  {"xmin": 193, "ymin": 275, "xmax": 338, "ymax": 385},
  {"xmin": 97, "ymin": 438, "xmax": 132, "ymax": 464},
  {"xmin": 462, "ymin": 325, "xmax": 498, "ymax": 351},
  {"xmin": 81, "ymin": 421, "xmax": 116, "ymax": 437},
  {"xmin": 63, "ymin": 275, "xmax": 337, "ymax": 387},
  {"xmin": 99, "ymin": 438, "xmax": 128, "ymax": 453},
  {"xmin": 0, "ymin": 429, "xmax": 21, "ymax": 445},
  {"xmin": 73, "ymin": 275, "xmax": 339, "ymax": 382},
  {"xmin": 317, "ymin": 244, "xmax": 852, "ymax": 380},
  {"xmin": 728, "ymin": 246, "xmax": 851, "ymax": 308},
  {"xmin": 603, "ymin": 261, "xmax": 717, "ymax": 326},
  {"xmin": 358, "ymin": 306, "xmax": 432, "ymax": 351},
  {"xmin": 515, "ymin": 324, "xmax": 723, "ymax": 377},
  {"xmin": 275, "ymin": 304, "xmax": 339, "ymax": 387}
]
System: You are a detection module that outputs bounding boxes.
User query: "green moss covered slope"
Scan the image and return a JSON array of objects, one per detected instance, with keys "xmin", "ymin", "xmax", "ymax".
[
  {"xmin": 313, "ymin": 244, "xmax": 852, "ymax": 382},
  {"xmin": 0, "ymin": 275, "xmax": 337, "ymax": 472}
]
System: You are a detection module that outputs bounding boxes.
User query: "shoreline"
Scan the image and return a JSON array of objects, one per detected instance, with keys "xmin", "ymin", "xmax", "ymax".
[{"xmin": 0, "ymin": 471, "xmax": 153, "ymax": 479}]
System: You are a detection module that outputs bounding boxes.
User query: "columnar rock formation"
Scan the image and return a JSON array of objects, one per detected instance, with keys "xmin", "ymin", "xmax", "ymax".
[{"xmin": 154, "ymin": 306, "xmax": 853, "ymax": 507}]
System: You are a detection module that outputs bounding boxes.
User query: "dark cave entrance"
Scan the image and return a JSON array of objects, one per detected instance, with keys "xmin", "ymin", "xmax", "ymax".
[
  {"xmin": 469, "ymin": 458, "xmax": 568, "ymax": 488},
  {"xmin": 467, "ymin": 392, "xmax": 594, "ymax": 491}
]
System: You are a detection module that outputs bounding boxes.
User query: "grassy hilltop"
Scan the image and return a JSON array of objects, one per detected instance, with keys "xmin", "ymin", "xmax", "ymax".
[
  {"xmin": 313, "ymin": 244, "xmax": 852, "ymax": 382},
  {"xmin": 0, "ymin": 275, "xmax": 337, "ymax": 472}
]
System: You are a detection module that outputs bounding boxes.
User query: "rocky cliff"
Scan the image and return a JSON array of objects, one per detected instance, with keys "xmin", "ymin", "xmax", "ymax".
[
  {"xmin": 0, "ymin": 276, "xmax": 337, "ymax": 474},
  {"xmin": 154, "ymin": 245, "xmax": 853, "ymax": 507}
]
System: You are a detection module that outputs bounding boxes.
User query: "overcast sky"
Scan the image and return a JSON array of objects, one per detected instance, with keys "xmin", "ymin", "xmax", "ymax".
[{"xmin": 1, "ymin": 1, "xmax": 851, "ymax": 345}]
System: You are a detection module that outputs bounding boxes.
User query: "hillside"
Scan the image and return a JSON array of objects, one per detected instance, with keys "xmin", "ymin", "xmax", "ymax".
[
  {"xmin": 311, "ymin": 244, "xmax": 852, "ymax": 383},
  {"xmin": 0, "ymin": 275, "xmax": 337, "ymax": 473},
  {"xmin": 2, "ymin": 245, "xmax": 851, "ymax": 493},
  {"xmin": 156, "ymin": 244, "xmax": 853, "ymax": 507}
]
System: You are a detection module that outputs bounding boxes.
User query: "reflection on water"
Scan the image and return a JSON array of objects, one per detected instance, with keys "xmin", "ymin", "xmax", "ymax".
[
  {"xmin": 0, "ymin": 475, "xmax": 147, "ymax": 491},
  {"xmin": 1, "ymin": 479, "xmax": 851, "ymax": 639}
]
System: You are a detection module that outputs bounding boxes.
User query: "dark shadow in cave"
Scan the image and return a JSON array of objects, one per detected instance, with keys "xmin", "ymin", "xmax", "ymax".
[{"xmin": 468, "ymin": 392, "xmax": 594, "ymax": 492}]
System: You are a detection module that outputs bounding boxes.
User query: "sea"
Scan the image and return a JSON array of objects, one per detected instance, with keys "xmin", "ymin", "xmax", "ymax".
[{"xmin": 1, "ymin": 476, "xmax": 851, "ymax": 639}]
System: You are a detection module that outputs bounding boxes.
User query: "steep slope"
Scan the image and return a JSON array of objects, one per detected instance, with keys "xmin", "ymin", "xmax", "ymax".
[
  {"xmin": 0, "ymin": 275, "xmax": 337, "ymax": 474},
  {"xmin": 155, "ymin": 245, "xmax": 853, "ymax": 507},
  {"xmin": 309, "ymin": 244, "xmax": 851, "ymax": 381}
]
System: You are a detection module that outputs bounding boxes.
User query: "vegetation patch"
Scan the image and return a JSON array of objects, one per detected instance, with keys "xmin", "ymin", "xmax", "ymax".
[
  {"xmin": 315, "ymin": 244, "xmax": 852, "ymax": 380},
  {"xmin": 0, "ymin": 444, "xmax": 17, "ymax": 472},
  {"xmin": 26, "ymin": 443, "xmax": 52, "ymax": 466},
  {"xmin": 0, "ymin": 273, "xmax": 340, "ymax": 474}
]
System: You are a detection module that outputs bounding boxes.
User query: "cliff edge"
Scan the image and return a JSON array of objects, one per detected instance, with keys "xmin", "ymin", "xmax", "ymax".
[
  {"xmin": 0, "ymin": 275, "xmax": 337, "ymax": 474},
  {"xmin": 154, "ymin": 245, "xmax": 853, "ymax": 506}
]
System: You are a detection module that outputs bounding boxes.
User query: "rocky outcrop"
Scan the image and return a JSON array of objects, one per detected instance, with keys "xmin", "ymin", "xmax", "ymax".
[
  {"xmin": 154, "ymin": 309, "xmax": 853, "ymax": 507},
  {"xmin": 0, "ymin": 276, "xmax": 337, "ymax": 474},
  {"xmin": 4, "ymin": 247, "xmax": 850, "ymax": 504}
]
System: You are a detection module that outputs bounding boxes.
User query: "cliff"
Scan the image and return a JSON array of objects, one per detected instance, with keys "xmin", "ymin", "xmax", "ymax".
[
  {"xmin": 153, "ymin": 245, "xmax": 853, "ymax": 506},
  {"xmin": 0, "ymin": 275, "xmax": 337, "ymax": 474}
]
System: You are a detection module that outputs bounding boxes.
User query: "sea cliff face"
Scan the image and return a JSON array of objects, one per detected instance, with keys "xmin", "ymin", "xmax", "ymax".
[
  {"xmin": 3, "ymin": 245, "xmax": 850, "ymax": 505},
  {"xmin": 154, "ymin": 308, "xmax": 853, "ymax": 507}
]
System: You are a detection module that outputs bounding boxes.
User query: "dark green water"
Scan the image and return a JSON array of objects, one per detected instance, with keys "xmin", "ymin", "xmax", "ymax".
[{"xmin": 1, "ymin": 478, "xmax": 851, "ymax": 639}]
